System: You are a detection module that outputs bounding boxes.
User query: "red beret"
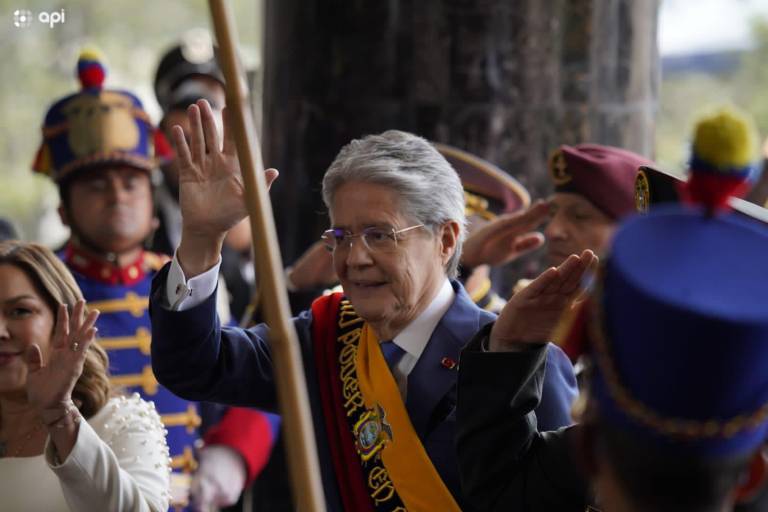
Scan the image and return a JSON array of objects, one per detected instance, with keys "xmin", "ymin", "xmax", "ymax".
[{"xmin": 549, "ymin": 144, "xmax": 653, "ymax": 219}]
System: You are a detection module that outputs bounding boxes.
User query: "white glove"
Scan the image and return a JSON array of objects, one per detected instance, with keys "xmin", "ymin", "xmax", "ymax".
[{"xmin": 190, "ymin": 445, "xmax": 247, "ymax": 511}]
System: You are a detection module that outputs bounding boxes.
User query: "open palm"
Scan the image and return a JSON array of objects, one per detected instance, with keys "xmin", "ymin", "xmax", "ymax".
[
  {"xmin": 173, "ymin": 100, "xmax": 278, "ymax": 239},
  {"xmin": 25, "ymin": 300, "xmax": 99, "ymax": 411}
]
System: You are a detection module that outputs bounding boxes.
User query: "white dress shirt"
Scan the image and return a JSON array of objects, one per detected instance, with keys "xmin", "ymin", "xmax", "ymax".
[{"xmin": 388, "ymin": 278, "xmax": 454, "ymax": 398}]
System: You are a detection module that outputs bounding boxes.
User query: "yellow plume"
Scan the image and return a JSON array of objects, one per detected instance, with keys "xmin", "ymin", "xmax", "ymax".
[{"xmin": 692, "ymin": 107, "xmax": 758, "ymax": 171}]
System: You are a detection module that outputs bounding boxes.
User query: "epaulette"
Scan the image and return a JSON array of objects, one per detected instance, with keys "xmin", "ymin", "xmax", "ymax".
[{"xmin": 142, "ymin": 251, "xmax": 171, "ymax": 272}]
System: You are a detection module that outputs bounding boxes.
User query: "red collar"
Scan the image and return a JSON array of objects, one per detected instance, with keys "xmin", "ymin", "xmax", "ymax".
[{"xmin": 63, "ymin": 243, "xmax": 148, "ymax": 286}]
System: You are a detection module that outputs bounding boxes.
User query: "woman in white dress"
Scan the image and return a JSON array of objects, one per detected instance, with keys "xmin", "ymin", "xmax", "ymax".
[{"xmin": 0, "ymin": 241, "xmax": 170, "ymax": 511}]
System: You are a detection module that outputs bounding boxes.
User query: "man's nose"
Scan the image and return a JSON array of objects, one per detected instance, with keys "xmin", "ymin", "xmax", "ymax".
[
  {"xmin": 345, "ymin": 236, "xmax": 374, "ymax": 266},
  {"xmin": 106, "ymin": 178, "xmax": 129, "ymax": 203},
  {"xmin": 0, "ymin": 316, "xmax": 9, "ymax": 340},
  {"xmin": 544, "ymin": 212, "xmax": 567, "ymax": 241}
]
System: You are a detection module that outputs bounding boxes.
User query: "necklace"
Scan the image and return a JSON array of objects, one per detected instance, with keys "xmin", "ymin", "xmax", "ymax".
[{"xmin": 0, "ymin": 423, "xmax": 43, "ymax": 458}]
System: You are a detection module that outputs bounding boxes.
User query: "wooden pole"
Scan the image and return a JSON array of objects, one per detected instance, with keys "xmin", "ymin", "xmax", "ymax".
[{"xmin": 207, "ymin": 2, "xmax": 327, "ymax": 510}]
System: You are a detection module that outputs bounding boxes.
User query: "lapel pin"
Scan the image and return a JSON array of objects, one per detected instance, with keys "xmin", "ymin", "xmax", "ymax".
[{"xmin": 441, "ymin": 357, "xmax": 457, "ymax": 370}]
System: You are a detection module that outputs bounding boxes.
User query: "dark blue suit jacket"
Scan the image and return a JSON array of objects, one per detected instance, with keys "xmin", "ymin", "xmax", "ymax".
[{"xmin": 150, "ymin": 264, "xmax": 577, "ymax": 510}]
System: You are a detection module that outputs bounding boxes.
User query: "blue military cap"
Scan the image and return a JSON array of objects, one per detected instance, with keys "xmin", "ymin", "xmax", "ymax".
[
  {"xmin": 32, "ymin": 50, "xmax": 160, "ymax": 183},
  {"xmin": 590, "ymin": 205, "xmax": 768, "ymax": 458}
]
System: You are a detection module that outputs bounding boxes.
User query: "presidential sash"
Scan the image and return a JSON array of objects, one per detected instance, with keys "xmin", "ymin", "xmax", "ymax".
[{"xmin": 312, "ymin": 293, "xmax": 461, "ymax": 512}]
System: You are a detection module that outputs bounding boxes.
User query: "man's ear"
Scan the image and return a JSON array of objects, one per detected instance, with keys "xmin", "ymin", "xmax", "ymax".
[
  {"xmin": 733, "ymin": 448, "xmax": 768, "ymax": 504},
  {"xmin": 58, "ymin": 204, "xmax": 70, "ymax": 228},
  {"xmin": 439, "ymin": 220, "xmax": 460, "ymax": 265}
]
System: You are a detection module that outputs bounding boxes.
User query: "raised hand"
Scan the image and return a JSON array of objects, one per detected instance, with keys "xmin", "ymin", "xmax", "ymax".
[
  {"xmin": 174, "ymin": 99, "xmax": 278, "ymax": 240},
  {"xmin": 174, "ymin": 99, "xmax": 279, "ymax": 277},
  {"xmin": 489, "ymin": 250, "xmax": 598, "ymax": 351},
  {"xmin": 25, "ymin": 300, "xmax": 99, "ymax": 412},
  {"xmin": 461, "ymin": 200, "xmax": 550, "ymax": 269}
]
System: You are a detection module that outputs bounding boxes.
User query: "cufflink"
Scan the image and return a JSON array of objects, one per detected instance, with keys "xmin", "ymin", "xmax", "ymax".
[{"xmin": 175, "ymin": 283, "xmax": 193, "ymax": 296}]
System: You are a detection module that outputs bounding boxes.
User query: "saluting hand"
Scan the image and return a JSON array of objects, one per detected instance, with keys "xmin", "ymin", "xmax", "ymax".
[
  {"xmin": 461, "ymin": 200, "xmax": 550, "ymax": 269},
  {"xmin": 287, "ymin": 240, "xmax": 337, "ymax": 291},
  {"xmin": 25, "ymin": 300, "xmax": 99, "ymax": 412},
  {"xmin": 489, "ymin": 250, "xmax": 598, "ymax": 351}
]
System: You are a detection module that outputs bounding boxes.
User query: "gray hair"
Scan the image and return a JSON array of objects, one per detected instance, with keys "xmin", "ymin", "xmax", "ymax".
[{"xmin": 322, "ymin": 130, "xmax": 466, "ymax": 278}]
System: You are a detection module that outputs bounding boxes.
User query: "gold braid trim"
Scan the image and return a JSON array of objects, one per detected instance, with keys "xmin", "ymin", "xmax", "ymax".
[
  {"xmin": 56, "ymin": 152, "xmax": 155, "ymax": 182},
  {"xmin": 42, "ymin": 122, "xmax": 70, "ymax": 139},
  {"xmin": 589, "ymin": 263, "xmax": 768, "ymax": 439},
  {"xmin": 464, "ymin": 191, "xmax": 496, "ymax": 220}
]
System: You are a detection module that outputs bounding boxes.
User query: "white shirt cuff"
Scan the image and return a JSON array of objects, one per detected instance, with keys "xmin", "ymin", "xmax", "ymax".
[{"xmin": 166, "ymin": 250, "xmax": 222, "ymax": 311}]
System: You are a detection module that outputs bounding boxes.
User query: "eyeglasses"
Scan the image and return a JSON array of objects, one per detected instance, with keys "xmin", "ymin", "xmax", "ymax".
[{"xmin": 321, "ymin": 224, "xmax": 425, "ymax": 253}]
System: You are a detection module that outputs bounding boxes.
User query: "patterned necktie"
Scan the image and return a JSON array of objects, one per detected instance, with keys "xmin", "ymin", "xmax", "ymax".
[{"xmin": 379, "ymin": 340, "xmax": 406, "ymax": 374}]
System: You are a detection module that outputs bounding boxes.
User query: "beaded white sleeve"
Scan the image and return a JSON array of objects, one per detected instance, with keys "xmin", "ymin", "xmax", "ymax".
[{"xmin": 45, "ymin": 393, "xmax": 171, "ymax": 512}]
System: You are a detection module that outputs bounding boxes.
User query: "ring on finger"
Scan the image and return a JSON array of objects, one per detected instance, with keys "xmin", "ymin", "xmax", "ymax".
[{"xmin": 71, "ymin": 341, "xmax": 79, "ymax": 352}]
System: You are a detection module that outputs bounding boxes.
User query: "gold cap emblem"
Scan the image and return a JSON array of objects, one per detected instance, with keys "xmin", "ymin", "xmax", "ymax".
[
  {"xmin": 635, "ymin": 169, "xmax": 651, "ymax": 213},
  {"xmin": 549, "ymin": 149, "xmax": 571, "ymax": 185}
]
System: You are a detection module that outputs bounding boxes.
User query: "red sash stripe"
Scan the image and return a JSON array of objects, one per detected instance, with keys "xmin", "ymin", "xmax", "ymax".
[{"xmin": 311, "ymin": 293, "xmax": 375, "ymax": 512}]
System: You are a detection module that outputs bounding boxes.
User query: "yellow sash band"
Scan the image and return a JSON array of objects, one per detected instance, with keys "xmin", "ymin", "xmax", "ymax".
[{"xmin": 356, "ymin": 324, "xmax": 461, "ymax": 512}]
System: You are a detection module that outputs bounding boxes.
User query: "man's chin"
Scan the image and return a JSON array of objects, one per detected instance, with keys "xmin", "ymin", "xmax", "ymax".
[
  {"xmin": 88, "ymin": 234, "xmax": 148, "ymax": 255},
  {"xmin": 353, "ymin": 307, "xmax": 389, "ymax": 327},
  {"xmin": 347, "ymin": 295, "xmax": 388, "ymax": 319}
]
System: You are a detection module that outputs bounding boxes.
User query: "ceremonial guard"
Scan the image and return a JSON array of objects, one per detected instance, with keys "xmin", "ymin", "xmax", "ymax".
[
  {"xmin": 464, "ymin": 144, "xmax": 653, "ymax": 360},
  {"xmin": 153, "ymin": 31, "xmax": 283, "ymax": 511},
  {"xmin": 152, "ymin": 30, "xmax": 255, "ymax": 323},
  {"xmin": 457, "ymin": 108, "xmax": 768, "ymax": 512},
  {"xmin": 32, "ymin": 51, "xmax": 274, "ymax": 510}
]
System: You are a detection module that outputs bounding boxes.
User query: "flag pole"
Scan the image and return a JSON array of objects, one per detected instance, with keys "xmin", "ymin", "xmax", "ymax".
[{"xmin": 207, "ymin": 2, "xmax": 327, "ymax": 510}]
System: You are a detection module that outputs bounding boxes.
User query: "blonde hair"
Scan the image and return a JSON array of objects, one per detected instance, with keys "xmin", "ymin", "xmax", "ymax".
[{"xmin": 0, "ymin": 241, "xmax": 111, "ymax": 419}]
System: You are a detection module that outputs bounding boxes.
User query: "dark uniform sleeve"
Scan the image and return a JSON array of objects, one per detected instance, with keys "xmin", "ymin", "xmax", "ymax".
[{"xmin": 456, "ymin": 323, "xmax": 591, "ymax": 511}]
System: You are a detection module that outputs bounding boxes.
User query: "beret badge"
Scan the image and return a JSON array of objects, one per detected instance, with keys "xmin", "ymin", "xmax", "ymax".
[
  {"xmin": 634, "ymin": 169, "xmax": 651, "ymax": 213},
  {"xmin": 549, "ymin": 149, "xmax": 571, "ymax": 186}
]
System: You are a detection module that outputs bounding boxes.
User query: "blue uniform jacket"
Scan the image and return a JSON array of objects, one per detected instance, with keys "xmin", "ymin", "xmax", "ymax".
[
  {"xmin": 150, "ymin": 264, "xmax": 577, "ymax": 510},
  {"xmin": 67, "ymin": 258, "xmax": 200, "ymax": 476}
]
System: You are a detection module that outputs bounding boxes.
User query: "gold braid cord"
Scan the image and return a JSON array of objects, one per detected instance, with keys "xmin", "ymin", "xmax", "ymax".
[{"xmin": 589, "ymin": 263, "xmax": 768, "ymax": 440}]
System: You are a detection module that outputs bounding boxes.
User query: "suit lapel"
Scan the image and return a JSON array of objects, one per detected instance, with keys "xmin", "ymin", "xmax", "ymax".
[{"xmin": 405, "ymin": 280, "xmax": 493, "ymax": 439}]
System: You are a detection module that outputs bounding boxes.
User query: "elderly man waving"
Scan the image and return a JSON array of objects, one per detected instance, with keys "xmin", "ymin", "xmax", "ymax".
[{"xmin": 150, "ymin": 99, "xmax": 591, "ymax": 511}]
